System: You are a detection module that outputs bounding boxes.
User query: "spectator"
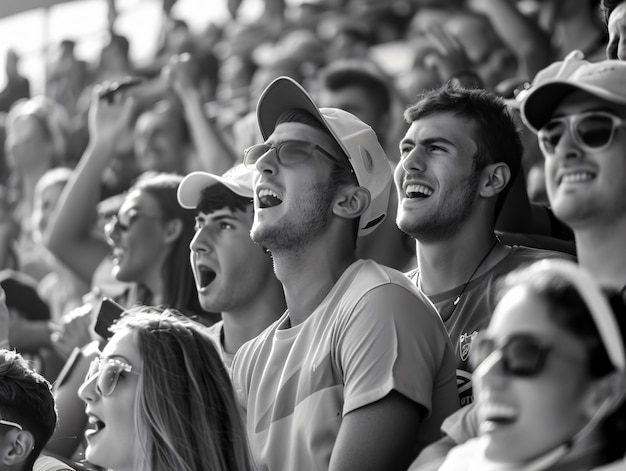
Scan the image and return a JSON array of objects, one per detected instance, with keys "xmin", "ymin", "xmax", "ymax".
[
  {"xmin": 3, "ymin": 96, "xmax": 73, "ymax": 281},
  {"xmin": 177, "ymin": 164, "xmax": 285, "ymax": 369},
  {"xmin": 439, "ymin": 260, "xmax": 626, "ymax": 471},
  {"xmin": 0, "ymin": 49, "xmax": 30, "ymax": 113},
  {"xmin": 232, "ymin": 76, "xmax": 459, "ymax": 471},
  {"xmin": 396, "ymin": 83, "xmax": 574, "ymax": 407},
  {"xmin": 0, "ymin": 349, "xmax": 60, "ymax": 471},
  {"xmin": 78, "ymin": 307, "xmax": 254, "ymax": 471}
]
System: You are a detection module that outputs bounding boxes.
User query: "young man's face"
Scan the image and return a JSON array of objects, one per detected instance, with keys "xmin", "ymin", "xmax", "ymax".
[
  {"xmin": 542, "ymin": 92, "xmax": 626, "ymax": 229},
  {"xmin": 394, "ymin": 111, "xmax": 481, "ymax": 243},
  {"xmin": 607, "ymin": 2, "xmax": 626, "ymax": 61},
  {"xmin": 190, "ymin": 204, "xmax": 274, "ymax": 313},
  {"xmin": 250, "ymin": 122, "xmax": 342, "ymax": 251}
]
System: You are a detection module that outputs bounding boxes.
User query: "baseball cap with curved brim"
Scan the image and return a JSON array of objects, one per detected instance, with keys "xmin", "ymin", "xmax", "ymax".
[
  {"xmin": 255, "ymin": 76, "xmax": 392, "ymax": 237},
  {"xmin": 177, "ymin": 164, "xmax": 254, "ymax": 209},
  {"xmin": 521, "ymin": 51, "xmax": 626, "ymax": 133}
]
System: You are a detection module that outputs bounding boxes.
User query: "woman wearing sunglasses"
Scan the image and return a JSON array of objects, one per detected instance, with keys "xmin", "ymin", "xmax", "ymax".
[
  {"xmin": 78, "ymin": 306, "xmax": 254, "ymax": 471},
  {"xmin": 438, "ymin": 259, "xmax": 626, "ymax": 471}
]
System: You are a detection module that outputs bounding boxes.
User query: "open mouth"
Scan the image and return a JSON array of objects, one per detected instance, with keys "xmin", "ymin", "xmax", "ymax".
[
  {"xmin": 559, "ymin": 171, "xmax": 595, "ymax": 185},
  {"xmin": 479, "ymin": 403, "xmax": 518, "ymax": 431},
  {"xmin": 197, "ymin": 266, "xmax": 217, "ymax": 288},
  {"xmin": 405, "ymin": 184, "xmax": 434, "ymax": 199},
  {"xmin": 257, "ymin": 188, "xmax": 283, "ymax": 208},
  {"xmin": 87, "ymin": 414, "xmax": 106, "ymax": 435}
]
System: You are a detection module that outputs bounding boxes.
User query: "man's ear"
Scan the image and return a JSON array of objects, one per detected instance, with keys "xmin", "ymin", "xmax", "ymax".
[
  {"xmin": 1, "ymin": 430, "xmax": 35, "ymax": 466},
  {"xmin": 163, "ymin": 218, "xmax": 183, "ymax": 245},
  {"xmin": 479, "ymin": 162, "xmax": 511, "ymax": 198},
  {"xmin": 582, "ymin": 372, "xmax": 626, "ymax": 421},
  {"xmin": 333, "ymin": 186, "xmax": 370, "ymax": 222}
]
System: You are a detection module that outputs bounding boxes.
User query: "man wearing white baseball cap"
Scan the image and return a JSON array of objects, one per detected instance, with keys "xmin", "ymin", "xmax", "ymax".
[
  {"xmin": 231, "ymin": 76, "xmax": 459, "ymax": 471},
  {"xmin": 521, "ymin": 52, "xmax": 626, "ymax": 292},
  {"xmin": 177, "ymin": 164, "xmax": 284, "ymax": 370}
]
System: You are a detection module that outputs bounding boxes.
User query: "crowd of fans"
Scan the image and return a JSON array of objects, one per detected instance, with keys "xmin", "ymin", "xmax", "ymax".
[{"xmin": 0, "ymin": 0, "xmax": 625, "ymax": 470}]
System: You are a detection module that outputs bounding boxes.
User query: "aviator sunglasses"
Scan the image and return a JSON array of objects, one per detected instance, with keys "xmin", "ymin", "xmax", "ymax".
[
  {"xmin": 86, "ymin": 356, "xmax": 139, "ymax": 397},
  {"xmin": 243, "ymin": 140, "xmax": 353, "ymax": 173},
  {"xmin": 538, "ymin": 111, "xmax": 626, "ymax": 157},
  {"xmin": 470, "ymin": 333, "xmax": 580, "ymax": 377}
]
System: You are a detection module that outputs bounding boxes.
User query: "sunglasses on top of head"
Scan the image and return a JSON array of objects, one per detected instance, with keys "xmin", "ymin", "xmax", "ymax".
[{"xmin": 538, "ymin": 111, "xmax": 626, "ymax": 157}]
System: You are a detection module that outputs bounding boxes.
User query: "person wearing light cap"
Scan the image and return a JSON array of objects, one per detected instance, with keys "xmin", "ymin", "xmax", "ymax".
[
  {"xmin": 231, "ymin": 76, "xmax": 459, "ymax": 471},
  {"xmin": 520, "ymin": 52, "xmax": 626, "ymax": 292},
  {"xmin": 177, "ymin": 164, "xmax": 284, "ymax": 370}
]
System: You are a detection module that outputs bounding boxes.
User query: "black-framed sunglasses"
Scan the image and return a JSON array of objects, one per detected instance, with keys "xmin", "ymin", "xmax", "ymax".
[
  {"xmin": 105, "ymin": 208, "xmax": 163, "ymax": 235},
  {"xmin": 243, "ymin": 140, "xmax": 353, "ymax": 174},
  {"xmin": 538, "ymin": 111, "xmax": 626, "ymax": 157},
  {"xmin": 470, "ymin": 333, "xmax": 580, "ymax": 377},
  {"xmin": 85, "ymin": 356, "xmax": 139, "ymax": 397}
]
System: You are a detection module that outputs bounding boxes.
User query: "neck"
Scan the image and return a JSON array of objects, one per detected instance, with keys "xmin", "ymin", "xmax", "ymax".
[
  {"xmin": 272, "ymin": 242, "xmax": 357, "ymax": 327},
  {"xmin": 575, "ymin": 222, "xmax": 626, "ymax": 289},
  {"xmin": 221, "ymin": 280, "xmax": 285, "ymax": 354},
  {"xmin": 416, "ymin": 229, "xmax": 503, "ymax": 295}
]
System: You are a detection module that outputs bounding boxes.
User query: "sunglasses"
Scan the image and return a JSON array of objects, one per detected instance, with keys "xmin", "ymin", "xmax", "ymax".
[
  {"xmin": 85, "ymin": 356, "xmax": 138, "ymax": 397},
  {"xmin": 105, "ymin": 208, "xmax": 163, "ymax": 234},
  {"xmin": 243, "ymin": 140, "xmax": 353, "ymax": 173},
  {"xmin": 471, "ymin": 333, "xmax": 580, "ymax": 377},
  {"xmin": 0, "ymin": 419, "xmax": 22, "ymax": 431},
  {"xmin": 538, "ymin": 111, "xmax": 626, "ymax": 157}
]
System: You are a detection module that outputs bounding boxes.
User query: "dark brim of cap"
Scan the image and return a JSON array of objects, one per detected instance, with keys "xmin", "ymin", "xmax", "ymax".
[
  {"xmin": 522, "ymin": 81, "xmax": 626, "ymax": 133},
  {"xmin": 257, "ymin": 76, "xmax": 323, "ymax": 140}
]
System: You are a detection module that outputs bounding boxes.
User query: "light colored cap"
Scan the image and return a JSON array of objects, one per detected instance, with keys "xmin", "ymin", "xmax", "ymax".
[
  {"xmin": 521, "ymin": 51, "xmax": 626, "ymax": 133},
  {"xmin": 177, "ymin": 164, "xmax": 254, "ymax": 209},
  {"xmin": 256, "ymin": 76, "xmax": 392, "ymax": 237},
  {"xmin": 519, "ymin": 259, "xmax": 625, "ymax": 372}
]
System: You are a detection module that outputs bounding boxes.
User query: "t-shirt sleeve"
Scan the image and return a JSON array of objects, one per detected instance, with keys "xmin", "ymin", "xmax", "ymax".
[
  {"xmin": 441, "ymin": 402, "xmax": 480, "ymax": 444},
  {"xmin": 337, "ymin": 283, "xmax": 452, "ymax": 417}
]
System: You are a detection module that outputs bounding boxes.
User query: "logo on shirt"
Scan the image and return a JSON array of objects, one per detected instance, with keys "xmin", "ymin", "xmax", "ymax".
[{"xmin": 459, "ymin": 331, "xmax": 478, "ymax": 362}]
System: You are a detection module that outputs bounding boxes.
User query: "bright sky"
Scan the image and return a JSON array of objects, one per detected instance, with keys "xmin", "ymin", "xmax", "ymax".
[{"xmin": 0, "ymin": 0, "xmax": 262, "ymax": 94}]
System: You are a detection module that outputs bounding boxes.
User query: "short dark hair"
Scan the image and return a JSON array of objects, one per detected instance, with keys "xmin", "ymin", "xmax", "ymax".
[
  {"xmin": 0, "ymin": 349, "xmax": 57, "ymax": 470},
  {"xmin": 404, "ymin": 83, "xmax": 523, "ymax": 218},
  {"xmin": 197, "ymin": 182, "xmax": 252, "ymax": 215},
  {"xmin": 319, "ymin": 60, "xmax": 391, "ymax": 116}
]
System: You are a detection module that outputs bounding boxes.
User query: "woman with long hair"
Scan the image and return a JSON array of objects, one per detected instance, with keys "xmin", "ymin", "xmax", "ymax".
[{"xmin": 79, "ymin": 306, "xmax": 253, "ymax": 471}]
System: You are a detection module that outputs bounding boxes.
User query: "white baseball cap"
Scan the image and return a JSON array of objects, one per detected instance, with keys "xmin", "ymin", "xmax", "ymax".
[
  {"xmin": 256, "ymin": 76, "xmax": 392, "ymax": 237},
  {"xmin": 521, "ymin": 52, "xmax": 626, "ymax": 133},
  {"xmin": 177, "ymin": 164, "xmax": 254, "ymax": 209}
]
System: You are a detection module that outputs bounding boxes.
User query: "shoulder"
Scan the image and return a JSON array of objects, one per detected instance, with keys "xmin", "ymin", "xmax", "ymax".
[{"xmin": 33, "ymin": 455, "xmax": 78, "ymax": 471}]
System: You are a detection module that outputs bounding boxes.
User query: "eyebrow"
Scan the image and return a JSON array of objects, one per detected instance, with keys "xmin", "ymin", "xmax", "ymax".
[{"xmin": 400, "ymin": 136, "xmax": 457, "ymax": 148}]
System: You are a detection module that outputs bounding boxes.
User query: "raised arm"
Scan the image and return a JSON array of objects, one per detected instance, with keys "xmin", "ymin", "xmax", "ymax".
[
  {"xmin": 164, "ymin": 53, "xmax": 238, "ymax": 174},
  {"xmin": 468, "ymin": 0, "xmax": 552, "ymax": 80},
  {"xmin": 44, "ymin": 85, "xmax": 135, "ymax": 284}
]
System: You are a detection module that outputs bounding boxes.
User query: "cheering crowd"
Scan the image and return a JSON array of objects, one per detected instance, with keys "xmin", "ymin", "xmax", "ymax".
[{"xmin": 0, "ymin": 0, "xmax": 625, "ymax": 470}]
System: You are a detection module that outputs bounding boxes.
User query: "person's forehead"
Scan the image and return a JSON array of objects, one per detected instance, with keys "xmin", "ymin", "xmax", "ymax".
[
  {"xmin": 120, "ymin": 189, "xmax": 160, "ymax": 213},
  {"xmin": 405, "ymin": 112, "xmax": 478, "ymax": 145},
  {"xmin": 103, "ymin": 329, "xmax": 141, "ymax": 366}
]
